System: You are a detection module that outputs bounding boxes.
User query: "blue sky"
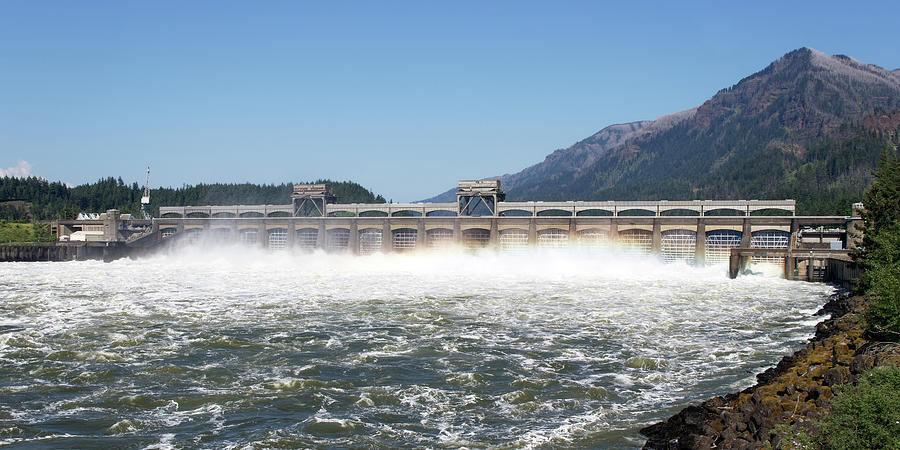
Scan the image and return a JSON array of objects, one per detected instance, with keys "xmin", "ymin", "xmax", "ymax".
[{"xmin": 1, "ymin": 1, "xmax": 898, "ymax": 201}]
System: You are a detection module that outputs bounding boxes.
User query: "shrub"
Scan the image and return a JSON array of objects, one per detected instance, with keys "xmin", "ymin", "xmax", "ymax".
[{"xmin": 818, "ymin": 366, "xmax": 900, "ymax": 449}]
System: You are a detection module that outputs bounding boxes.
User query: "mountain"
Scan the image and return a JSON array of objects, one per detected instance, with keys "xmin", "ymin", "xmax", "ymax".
[{"xmin": 425, "ymin": 48, "xmax": 900, "ymax": 214}]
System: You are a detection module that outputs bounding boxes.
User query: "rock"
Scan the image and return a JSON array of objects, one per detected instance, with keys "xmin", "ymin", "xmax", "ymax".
[
  {"xmin": 823, "ymin": 367, "xmax": 850, "ymax": 387},
  {"xmin": 808, "ymin": 364, "xmax": 828, "ymax": 379},
  {"xmin": 832, "ymin": 342, "xmax": 853, "ymax": 365},
  {"xmin": 851, "ymin": 354, "xmax": 875, "ymax": 374}
]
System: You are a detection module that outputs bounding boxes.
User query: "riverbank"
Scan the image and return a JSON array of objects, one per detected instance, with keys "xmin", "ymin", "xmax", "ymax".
[{"xmin": 641, "ymin": 293, "xmax": 900, "ymax": 449}]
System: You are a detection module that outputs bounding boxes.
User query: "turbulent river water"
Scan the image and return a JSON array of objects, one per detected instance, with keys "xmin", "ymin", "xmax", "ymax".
[{"xmin": 0, "ymin": 246, "xmax": 835, "ymax": 449}]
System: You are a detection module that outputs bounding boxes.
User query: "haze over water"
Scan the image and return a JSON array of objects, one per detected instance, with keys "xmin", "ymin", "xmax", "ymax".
[{"xmin": 0, "ymin": 246, "xmax": 834, "ymax": 448}]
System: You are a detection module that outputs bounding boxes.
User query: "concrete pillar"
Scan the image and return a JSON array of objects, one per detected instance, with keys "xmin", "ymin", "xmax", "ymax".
[
  {"xmin": 317, "ymin": 221, "xmax": 326, "ymax": 250},
  {"xmin": 729, "ymin": 252, "xmax": 740, "ymax": 279},
  {"xmin": 453, "ymin": 219, "xmax": 461, "ymax": 245},
  {"xmin": 695, "ymin": 220, "xmax": 706, "ymax": 265},
  {"xmin": 790, "ymin": 218, "xmax": 799, "ymax": 249},
  {"xmin": 741, "ymin": 218, "xmax": 752, "ymax": 247},
  {"xmin": 103, "ymin": 209, "xmax": 120, "ymax": 241},
  {"xmin": 651, "ymin": 219, "xmax": 661, "ymax": 253},
  {"xmin": 286, "ymin": 221, "xmax": 295, "ymax": 248},
  {"xmin": 416, "ymin": 218, "xmax": 426, "ymax": 250},
  {"xmin": 784, "ymin": 257, "xmax": 794, "ymax": 280},
  {"xmin": 349, "ymin": 219, "xmax": 359, "ymax": 255},
  {"xmin": 528, "ymin": 218, "xmax": 537, "ymax": 246},
  {"xmin": 231, "ymin": 221, "xmax": 238, "ymax": 244},
  {"xmin": 382, "ymin": 219, "xmax": 392, "ymax": 253},
  {"xmin": 608, "ymin": 220, "xmax": 618, "ymax": 243},
  {"xmin": 489, "ymin": 218, "xmax": 499, "ymax": 247},
  {"xmin": 258, "ymin": 221, "xmax": 267, "ymax": 248},
  {"xmin": 569, "ymin": 217, "xmax": 577, "ymax": 242}
]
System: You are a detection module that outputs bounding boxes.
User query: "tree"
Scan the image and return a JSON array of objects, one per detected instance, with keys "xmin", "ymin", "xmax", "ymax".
[{"xmin": 851, "ymin": 153, "xmax": 900, "ymax": 341}]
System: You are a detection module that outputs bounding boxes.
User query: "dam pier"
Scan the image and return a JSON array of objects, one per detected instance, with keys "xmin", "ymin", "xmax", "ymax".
[{"xmin": 50, "ymin": 181, "xmax": 861, "ymax": 281}]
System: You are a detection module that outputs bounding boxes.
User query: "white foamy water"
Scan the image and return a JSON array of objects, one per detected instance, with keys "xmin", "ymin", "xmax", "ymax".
[{"xmin": 0, "ymin": 246, "xmax": 835, "ymax": 448}]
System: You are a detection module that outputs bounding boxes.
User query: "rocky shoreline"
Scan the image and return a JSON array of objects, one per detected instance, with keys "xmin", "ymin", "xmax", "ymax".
[{"xmin": 641, "ymin": 293, "xmax": 900, "ymax": 449}]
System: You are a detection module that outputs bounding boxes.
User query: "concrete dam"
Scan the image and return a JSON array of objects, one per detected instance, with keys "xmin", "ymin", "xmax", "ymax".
[{"xmin": 53, "ymin": 181, "xmax": 860, "ymax": 279}]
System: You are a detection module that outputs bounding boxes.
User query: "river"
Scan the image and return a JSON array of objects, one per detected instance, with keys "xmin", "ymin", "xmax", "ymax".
[{"xmin": 0, "ymin": 245, "xmax": 834, "ymax": 448}]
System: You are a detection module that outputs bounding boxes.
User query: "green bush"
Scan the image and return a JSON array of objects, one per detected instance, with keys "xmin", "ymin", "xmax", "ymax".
[{"xmin": 818, "ymin": 366, "xmax": 900, "ymax": 449}]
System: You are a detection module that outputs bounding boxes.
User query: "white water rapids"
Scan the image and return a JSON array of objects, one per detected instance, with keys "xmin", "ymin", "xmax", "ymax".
[{"xmin": 0, "ymin": 246, "xmax": 835, "ymax": 448}]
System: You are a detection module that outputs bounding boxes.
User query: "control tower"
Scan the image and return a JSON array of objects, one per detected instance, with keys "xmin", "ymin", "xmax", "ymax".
[
  {"xmin": 291, "ymin": 184, "xmax": 335, "ymax": 217},
  {"xmin": 457, "ymin": 180, "xmax": 505, "ymax": 216}
]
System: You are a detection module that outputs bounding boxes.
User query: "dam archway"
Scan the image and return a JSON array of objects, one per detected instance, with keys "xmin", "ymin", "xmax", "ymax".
[
  {"xmin": 661, "ymin": 229, "xmax": 696, "ymax": 263},
  {"xmin": 359, "ymin": 228, "xmax": 383, "ymax": 255},
  {"xmin": 392, "ymin": 228, "xmax": 418, "ymax": 251},
  {"xmin": 499, "ymin": 228, "xmax": 528, "ymax": 251},
  {"xmin": 705, "ymin": 230, "xmax": 742, "ymax": 265},
  {"xmin": 426, "ymin": 228, "xmax": 454, "ymax": 248},
  {"xmin": 295, "ymin": 228, "xmax": 318, "ymax": 251}
]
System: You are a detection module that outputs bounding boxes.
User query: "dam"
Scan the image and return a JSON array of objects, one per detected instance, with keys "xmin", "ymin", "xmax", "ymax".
[{"xmin": 53, "ymin": 181, "xmax": 860, "ymax": 276}]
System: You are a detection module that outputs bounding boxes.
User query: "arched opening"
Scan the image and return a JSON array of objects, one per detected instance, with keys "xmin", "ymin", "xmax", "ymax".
[
  {"xmin": 499, "ymin": 209, "xmax": 532, "ymax": 217},
  {"xmin": 267, "ymin": 211, "xmax": 291, "ymax": 218},
  {"xmin": 659, "ymin": 209, "xmax": 700, "ymax": 217},
  {"xmin": 392, "ymin": 228, "xmax": 418, "ymax": 251},
  {"xmin": 462, "ymin": 228, "xmax": 490, "ymax": 248},
  {"xmin": 426, "ymin": 228, "xmax": 454, "ymax": 248},
  {"xmin": 212, "ymin": 212, "xmax": 236, "ymax": 218},
  {"xmin": 578, "ymin": 228, "xmax": 609, "ymax": 246},
  {"xmin": 327, "ymin": 211, "xmax": 356, "ymax": 217},
  {"xmin": 359, "ymin": 210, "xmax": 388, "ymax": 218},
  {"xmin": 161, "ymin": 212, "xmax": 183, "ymax": 218},
  {"xmin": 186, "ymin": 212, "xmax": 210, "ymax": 218},
  {"xmin": 239, "ymin": 228, "xmax": 258, "ymax": 246},
  {"xmin": 538, "ymin": 228, "xmax": 568, "ymax": 248},
  {"xmin": 391, "ymin": 210, "xmax": 422, "ymax": 217},
  {"xmin": 617, "ymin": 209, "xmax": 655, "ymax": 217},
  {"xmin": 240, "ymin": 211, "xmax": 264, "ymax": 218},
  {"xmin": 296, "ymin": 228, "xmax": 318, "ymax": 250},
  {"xmin": 327, "ymin": 228, "xmax": 350, "ymax": 252},
  {"xmin": 425, "ymin": 210, "xmax": 456, "ymax": 217},
  {"xmin": 359, "ymin": 228, "xmax": 383, "ymax": 255},
  {"xmin": 576, "ymin": 209, "xmax": 613, "ymax": 217},
  {"xmin": 750, "ymin": 208, "xmax": 793, "ymax": 217},
  {"xmin": 661, "ymin": 229, "xmax": 696, "ymax": 263},
  {"xmin": 751, "ymin": 230, "xmax": 790, "ymax": 249},
  {"xmin": 750, "ymin": 229, "xmax": 790, "ymax": 268},
  {"xmin": 267, "ymin": 228, "xmax": 288, "ymax": 249},
  {"xmin": 160, "ymin": 227, "xmax": 177, "ymax": 239},
  {"xmin": 705, "ymin": 230, "xmax": 742, "ymax": 265},
  {"xmin": 704, "ymin": 208, "xmax": 745, "ymax": 217},
  {"xmin": 618, "ymin": 229, "xmax": 652, "ymax": 254},
  {"xmin": 499, "ymin": 228, "xmax": 528, "ymax": 251},
  {"xmin": 536, "ymin": 209, "xmax": 572, "ymax": 217}
]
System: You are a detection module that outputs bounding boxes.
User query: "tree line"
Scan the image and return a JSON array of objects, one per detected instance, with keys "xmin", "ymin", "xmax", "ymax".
[{"xmin": 0, "ymin": 177, "xmax": 386, "ymax": 221}]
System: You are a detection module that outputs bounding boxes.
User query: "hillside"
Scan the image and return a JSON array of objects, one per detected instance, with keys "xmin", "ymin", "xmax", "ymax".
[{"xmin": 426, "ymin": 48, "xmax": 900, "ymax": 215}]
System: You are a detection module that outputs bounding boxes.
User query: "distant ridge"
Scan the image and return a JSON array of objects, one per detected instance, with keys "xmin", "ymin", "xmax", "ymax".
[{"xmin": 424, "ymin": 48, "xmax": 900, "ymax": 214}]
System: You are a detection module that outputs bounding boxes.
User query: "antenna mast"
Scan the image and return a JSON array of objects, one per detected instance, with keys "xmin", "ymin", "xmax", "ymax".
[{"xmin": 140, "ymin": 166, "xmax": 151, "ymax": 219}]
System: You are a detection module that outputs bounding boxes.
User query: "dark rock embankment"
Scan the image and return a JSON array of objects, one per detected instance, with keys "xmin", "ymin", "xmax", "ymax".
[{"xmin": 641, "ymin": 294, "xmax": 900, "ymax": 449}]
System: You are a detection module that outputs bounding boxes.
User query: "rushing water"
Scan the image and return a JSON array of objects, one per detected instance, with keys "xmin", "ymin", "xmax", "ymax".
[{"xmin": 0, "ymin": 245, "xmax": 834, "ymax": 449}]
